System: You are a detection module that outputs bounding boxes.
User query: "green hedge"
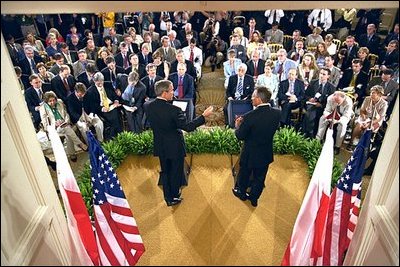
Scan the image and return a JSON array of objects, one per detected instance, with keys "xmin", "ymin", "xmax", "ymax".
[{"xmin": 77, "ymin": 127, "xmax": 343, "ymax": 216}]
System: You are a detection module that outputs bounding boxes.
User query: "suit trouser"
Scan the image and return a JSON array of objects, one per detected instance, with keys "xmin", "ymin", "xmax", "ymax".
[
  {"xmin": 159, "ymin": 156, "xmax": 184, "ymax": 202},
  {"xmin": 316, "ymin": 117, "xmax": 348, "ymax": 148},
  {"xmin": 237, "ymin": 164, "xmax": 269, "ymax": 201}
]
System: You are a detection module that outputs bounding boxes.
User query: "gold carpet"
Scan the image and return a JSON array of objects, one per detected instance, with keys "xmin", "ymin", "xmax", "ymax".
[{"xmin": 117, "ymin": 153, "xmax": 310, "ymax": 266}]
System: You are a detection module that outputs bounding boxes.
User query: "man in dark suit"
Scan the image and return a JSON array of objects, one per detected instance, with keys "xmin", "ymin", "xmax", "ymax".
[
  {"xmin": 168, "ymin": 62, "xmax": 195, "ymax": 99},
  {"xmin": 83, "ymin": 72, "xmax": 126, "ymax": 140},
  {"xmin": 77, "ymin": 62, "xmax": 97, "ymax": 88},
  {"xmin": 100, "ymin": 56, "xmax": 125, "ymax": 88},
  {"xmin": 51, "ymin": 64, "xmax": 76, "ymax": 105},
  {"xmin": 121, "ymin": 71, "xmax": 147, "ymax": 133},
  {"xmin": 246, "ymin": 50, "xmax": 266, "ymax": 80},
  {"xmin": 25, "ymin": 74, "xmax": 44, "ymax": 131},
  {"xmin": 144, "ymin": 80, "xmax": 214, "ymax": 206},
  {"xmin": 301, "ymin": 67, "xmax": 336, "ymax": 140},
  {"xmin": 18, "ymin": 45, "xmax": 43, "ymax": 77},
  {"xmin": 141, "ymin": 63, "xmax": 164, "ymax": 99},
  {"xmin": 357, "ymin": 23, "xmax": 381, "ymax": 55},
  {"xmin": 277, "ymin": 68, "xmax": 305, "ymax": 127},
  {"xmin": 232, "ymin": 87, "xmax": 281, "ymax": 207},
  {"xmin": 338, "ymin": 58, "xmax": 369, "ymax": 108},
  {"xmin": 224, "ymin": 63, "xmax": 255, "ymax": 125},
  {"xmin": 378, "ymin": 40, "xmax": 399, "ymax": 71}
]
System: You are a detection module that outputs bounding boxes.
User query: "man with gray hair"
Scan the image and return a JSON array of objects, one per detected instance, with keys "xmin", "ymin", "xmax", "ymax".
[
  {"xmin": 121, "ymin": 71, "xmax": 147, "ymax": 133},
  {"xmin": 144, "ymin": 80, "xmax": 214, "ymax": 206},
  {"xmin": 84, "ymin": 72, "xmax": 124, "ymax": 140}
]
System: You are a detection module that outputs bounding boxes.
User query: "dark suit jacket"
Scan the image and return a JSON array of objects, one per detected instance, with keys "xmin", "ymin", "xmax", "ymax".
[
  {"xmin": 277, "ymin": 79, "xmax": 305, "ymax": 105},
  {"xmin": 24, "ymin": 87, "xmax": 43, "ymax": 126},
  {"xmin": 66, "ymin": 92, "xmax": 84, "ymax": 124},
  {"xmin": 235, "ymin": 105, "xmax": 281, "ymax": 168},
  {"xmin": 100, "ymin": 66, "xmax": 126, "ymax": 83},
  {"xmin": 114, "ymin": 52, "xmax": 132, "ymax": 69},
  {"xmin": 338, "ymin": 69, "xmax": 369, "ymax": 100},
  {"xmin": 121, "ymin": 80, "xmax": 147, "ymax": 109},
  {"xmin": 304, "ymin": 79, "xmax": 336, "ymax": 108},
  {"xmin": 357, "ymin": 33, "xmax": 381, "ymax": 55},
  {"xmin": 18, "ymin": 55, "xmax": 43, "ymax": 76},
  {"xmin": 137, "ymin": 52, "xmax": 154, "ymax": 66},
  {"xmin": 226, "ymin": 74, "xmax": 255, "ymax": 100},
  {"xmin": 168, "ymin": 73, "xmax": 195, "ymax": 99},
  {"xmin": 51, "ymin": 75, "xmax": 77, "ymax": 104},
  {"xmin": 379, "ymin": 50, "xmax": 399, "ymax": 70},
  {"xmin": 170, "ymin": 60, "xmax": 197, "ymax": 80},
  {"xmin": 83, "ymin": 82, "xmax": 121, "ymax": 116},
  {"xmin": 141, "ymin": 75, "xmax": 164, "ymax": 98},
  {"xmin": 125, "ymin": 64, "xmax": 146, "ymax": 79},
  {"xmin": 77, "ymin": 72, "xmax": 94, "ymax": 88},
  {"xmin": 246, "ymin": 59, "xmax": 266, "ymax": 77},
  {"xmin": 145, "ymin": 98, "xmax": 205, "ymax": 159}
]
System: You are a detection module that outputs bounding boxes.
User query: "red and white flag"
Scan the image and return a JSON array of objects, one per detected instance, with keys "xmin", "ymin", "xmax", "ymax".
[
  {"xmin": 281, "ymin": 128, "xmax": 334, "ymax": 266},
  {"xmin": 48, "ymin": 126, "xmax": 99, "ymax": 265}
]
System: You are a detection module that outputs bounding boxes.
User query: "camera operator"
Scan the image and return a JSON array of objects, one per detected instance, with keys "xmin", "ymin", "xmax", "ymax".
[
  {"xmin": 204, "ymin": 35, "xmax": 226, "ymax": 72},
  {"xmin": 200, "ymin": 13, "xmax": 220, "ymax": 48}
]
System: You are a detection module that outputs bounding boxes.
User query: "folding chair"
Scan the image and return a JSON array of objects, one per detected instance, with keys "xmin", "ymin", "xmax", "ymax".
[{"xmin": 267, "ymin": 43, "xmax": 283, "ymax": 53}]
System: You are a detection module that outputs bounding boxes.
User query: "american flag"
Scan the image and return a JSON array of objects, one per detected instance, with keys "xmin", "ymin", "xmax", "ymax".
[
  {"xmin": 322, "ymin": 130, "xmax": 372, "ymax": 266},
  {"xmin": 87, "ymin": 132, "xmax": 145, "ymax": 266}
]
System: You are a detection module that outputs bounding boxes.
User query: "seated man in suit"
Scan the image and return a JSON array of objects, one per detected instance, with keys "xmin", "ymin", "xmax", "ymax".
[
  {"xmin": 72, "ymin": 49, "xmax": 96, "ymax": 79},
  {"xmin": 40, "ymin": 91, "xmax": 87, "ymax": 162},
  {"xmin": 141, "ymin": 63, "xmax": 164, "ymax": 100},
  {"xmin": 25, "ymin": 74, "xmax": 45, "ymax": 131},
  {"xmin": 338, "ymin": 58, "xmax": 369, "ymax": 108},
  {"xmin": 83, "ymin": 72, "xmax": 125, "ymax": 140},
  {"xmin": 67, "ymin": 82, "xmax": 104, "ymax": 143},
  {"xmin": 277, "ymin": 68, "xmax": 305, "ymax": 127},
  {"xmin": 51, "ymin": 64, "xmax": 76, "ymax": 104},
  {"xmin": 100, "ymin": 55, "xmax": 125, "ymax": 89},
  {"xmin": 77, "ymin": 62, "xmax": 97, "ymax": 88},
  {"xmin": 379, "ymin": 40, "xmax": 399, "ymax": 71},
  {"xmin": 224, "ymin": 63, "xmax": 255, "ymax": 125},
  {"xmin": 316, "ymin": 91, "xmax": 354, "ymax": 155},
  {"xmin": 302, "ymin": 67, "xmax": 336, "ymax": 138},
  {"xmin": 168, "ymin": 62, "xmax": 195, "ymax": 100},
  {"xmin": 121, "ymin": 71, "xmax": 147, "ymax": 133}
]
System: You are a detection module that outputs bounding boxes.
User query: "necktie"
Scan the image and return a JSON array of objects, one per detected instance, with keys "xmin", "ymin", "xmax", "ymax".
[
  {"xmin": 249, "ymin": 28, "xmax": 254, "ymax": 40},
  {"xmin": 278, "ymin": 63, "xmax": 284, "ymax": 81},
  {"xmin": 288, "ymin": 81, "xmax": 294, "ymax": 94},
  {"xmin": 144, "ymin": 54, "xmax": 148, "ymax": 65},
  {"xmin": 63, "ymin": 77, "xmax": 70, "ymax": 90},
  {"xmin": 66, "ymin": 53, "xmax": 72, "ymax": 64},
  {"xmin": 123, "ymin": 54, "xmax": 129, "ymax": 69},
  {"xmin": 319, "ymin": 83, "xmax": 324, "ymax": 95},
  {"xmin": 164, "ymin": 48, "xmax": 168, "ymax": 58},
  {"xmin": 272, "ymin": 10, "xmax": 277, "ymax": 24},
  {"xmin": 38, "ymin": 88, "xmax": 43, "ymax": 99},
  {"xmin": 150, "ymin": 78, "xmax": 154, "ymax": 88},
  {"xmin": 237, "ymin": 77, "xmax": 243, "ymax": 96},
  {"xmin": 254, "ymin": 61, "xmax": 258, "ymax": 77},
  {"xmin": 178, "ymin": 76, "xmax": 184, "ymax": 98},
  {"xmin": 100, "ymin": 88, "xmax": 109, "ymax": 109},
  {"xmin": 30, "ymin": 58, "xmax": 37, "ymax": 74},
  {"xmin": 350, "ymin": 73, "xmax": 357, "ymax": 87},
  {"xmin": 189, "ymin": 49, "xmax": 194, "ymax": 62}
]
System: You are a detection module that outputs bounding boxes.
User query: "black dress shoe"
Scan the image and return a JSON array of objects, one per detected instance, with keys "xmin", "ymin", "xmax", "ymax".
[
  {"xmin": 334, "ymin": 147, "xmax": 340, "ymax": 155},
  {"xmin": 166, "ymin": 198, "xmax": 182, "ymax": 206},
  {"xmin": 232, "ymin": 188, "xmax": 247, "ymax": 201},
  {"xmin": 250, "ymin": 199, "xmax": 258, "ymax": 207}
]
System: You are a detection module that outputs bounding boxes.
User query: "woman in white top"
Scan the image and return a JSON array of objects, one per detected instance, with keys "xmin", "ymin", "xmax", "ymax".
[
  {"xmin": 324, "ymin": 34, "xmax": 337, "ymax": 56},
  {"xmin": 231, "ymin": 27, "xmax": 249, "ymax": 48},
  {"xmin": 256, "ymin": 60, "xmax": 279, "ymax": 106}
]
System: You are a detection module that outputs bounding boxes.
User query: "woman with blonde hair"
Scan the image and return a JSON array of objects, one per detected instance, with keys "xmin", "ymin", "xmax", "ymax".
[
  {"xmin": 26, "ymin": 32, "xmax": 46, "ymax": 54},
  {"xmin": 45, "ymin": 28, "xmax": 65, "ymax": 46},
  {"xmin": 231, "ymin": 27, "xmax": 249, "ymax": 48},
  {"xmin": 297, "ymin": 52, "xmax": 319, "ymax": 88},
  {"xmin": 357, "ymin": 47, "xmax": 371, "ymax": 73}
]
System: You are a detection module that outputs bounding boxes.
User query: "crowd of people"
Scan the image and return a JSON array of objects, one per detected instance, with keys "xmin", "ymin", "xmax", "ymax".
[{"xmin": 3, "ymin": 9, "xmax": 399, "ymax": 204}]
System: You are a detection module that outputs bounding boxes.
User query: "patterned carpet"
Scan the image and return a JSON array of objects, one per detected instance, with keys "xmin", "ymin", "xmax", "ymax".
[{"xmin": 195, "ymin": 67, "xmax": 226, "ymax": 127}]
